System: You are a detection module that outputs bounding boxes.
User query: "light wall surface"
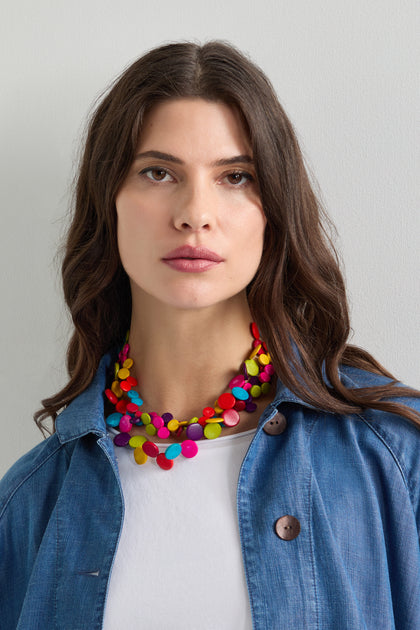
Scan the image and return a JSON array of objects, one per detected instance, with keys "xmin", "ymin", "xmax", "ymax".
[{"xmin": 1, "ymin": 0, "xmax": 418, "ymax": 476}]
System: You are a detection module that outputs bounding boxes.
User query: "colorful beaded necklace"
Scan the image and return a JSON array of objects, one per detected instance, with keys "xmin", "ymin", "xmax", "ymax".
[{"xmin": 104, "ymin": 322, "xmax": 275, "ymax": 470}]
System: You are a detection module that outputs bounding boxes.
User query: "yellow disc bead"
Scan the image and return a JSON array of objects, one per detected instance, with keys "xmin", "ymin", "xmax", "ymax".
[
  {"xmin": 214, "ymin": 403, "xmax": 223, "ymax": 414},
  {"xmin": 118, "ymin": 367, "xmax": 130, "ymax": 380},
  {"xmin": 114, "ymin": 362, "xmax": 120, "ymax": 378},
  {"xmin": 249, "ymin": 345, "xmax": 261, "ymax": 359},
  {"xmin": 258, "ymin": 354, "xmax": 270, "ymax": 366},
  {"xmin": 206, "ymin": 417, "xmax": 223, "ymax": 423},
  {"xmin": 111, "ymin": 380, "xmax": 123, "ymax": 398},
  {"xmin": 123, "ymin": 358, "xmax": 133, "ymax": 369},
  {"xmin": 134, "ymin": 447, "xmax": 148, "ymax": 465},
  {"xmin": 167, "ymin": 419, "xmax": 180, "ymax": 432}
]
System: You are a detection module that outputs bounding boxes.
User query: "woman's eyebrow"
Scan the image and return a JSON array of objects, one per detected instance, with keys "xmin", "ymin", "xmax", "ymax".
[{"xmin": 134, "ymin": 150, "xmax": 254, "ymax": 167}]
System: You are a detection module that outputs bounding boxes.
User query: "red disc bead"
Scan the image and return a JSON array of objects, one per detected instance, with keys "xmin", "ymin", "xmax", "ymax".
[
  {"xmin": 156, "ymin": 453, "xmax": 174, "ymax": 470},
  {"xmin": 120, "ymin": 380, "xmax": 131, "ymax": 392},
  {"xmin": 203, "ymin": 406, "xmax": 215, "ymax": 418},
  {"xmin": 126, "ymin": 376, "xmax": 138, "ymax": 387},
  {"xmin": 218, "ymin": 393, "xmax": 235, "ymax": 410},
  {"xmin": 116, "ymin": 400, "xmax": 127, "ymax": 414},
  {"xmin": 142, "ymin": 441, "xmax": 159, "ymax": 458},
  {"xmin": 234, "ymin": 400, "xmax": 246, "ymax": 412},
  {"xmin": 251, "ymin": 322, "xmax": 260, "ymax": 340},
  {"xmin": 105, "ymin": 389, "xmax": 118, "ymax": 404}
]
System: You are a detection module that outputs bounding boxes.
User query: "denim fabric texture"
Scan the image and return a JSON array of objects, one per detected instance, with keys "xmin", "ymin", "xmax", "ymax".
[{"xmin": 1, "ymin": 353, "xmax": 419, "ymax": 629}]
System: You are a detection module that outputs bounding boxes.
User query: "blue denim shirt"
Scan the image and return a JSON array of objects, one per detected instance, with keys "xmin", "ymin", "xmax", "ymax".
[{"xmin": 1, "ymin": 354, "xmax": 419, "ymax": 629}]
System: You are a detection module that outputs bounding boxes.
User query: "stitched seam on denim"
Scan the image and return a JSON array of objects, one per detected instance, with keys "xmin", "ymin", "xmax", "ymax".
[
  {"xmin": 97, "ymin": 437, "xmax": 125, "ymax": 629},
  {"xmin": 54, "ymin": 507, "xmax": 59, "ymax": 630},
  {"xmin": 306, "ymin": 411, "xmax": 320, "ymax": 629},
  {"xmin": 357, "ymin": 415, "xmax": 411, "ymax": 490},
  {"xmin": 237, "ymin": 437, "xmax": 261, "ymax": 628},
  {"xmin": 57, "ymin": 427, "xmax": 105, "ymax": 445},
  {"xmin": 237, "ymin": 413, "xmax": 276, "ymax": 629},
  {"xmin": 0, "ymin": 442, "xmax": 63, "ymax": 520},
  {"xmin": 62, "ymin": 441, "xmax": 75, "ymax": 465},
  {"xmin": 342, "ymin": 372, "xmax": 412, "ymax": 494},
  {"xmin": 308, "ymin": 456, "xmax": 320, "ymax": 629}
]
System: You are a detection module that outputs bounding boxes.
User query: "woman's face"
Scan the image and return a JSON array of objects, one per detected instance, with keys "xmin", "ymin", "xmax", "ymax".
[{"xmin": 116, "ymin": 98, "xmax": 266, "ymax": 312}]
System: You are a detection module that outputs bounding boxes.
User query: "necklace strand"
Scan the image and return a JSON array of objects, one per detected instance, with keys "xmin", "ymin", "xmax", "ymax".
[{"xmin": 104, "ymin": 322, "xmax": 275, "ymax": 470}]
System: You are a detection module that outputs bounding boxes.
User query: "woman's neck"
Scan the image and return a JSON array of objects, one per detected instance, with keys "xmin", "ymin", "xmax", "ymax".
[{"xmin": 126, "ymin": 292, "xmax": 255, "ymax": 420}]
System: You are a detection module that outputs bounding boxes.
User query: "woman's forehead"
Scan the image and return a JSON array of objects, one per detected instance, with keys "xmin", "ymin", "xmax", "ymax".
[{"xmin": 135, "ymin": 97, "xmax": 252, "ymax": 162}]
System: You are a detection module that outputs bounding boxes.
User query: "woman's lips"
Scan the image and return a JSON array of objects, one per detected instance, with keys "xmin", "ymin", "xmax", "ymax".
[{"xmin": 162, "ymin": 245, "xmax": 224, "ymax": 272}]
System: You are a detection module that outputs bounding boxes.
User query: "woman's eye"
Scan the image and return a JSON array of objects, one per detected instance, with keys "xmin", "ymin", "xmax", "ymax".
[
  {"xmin": 225, "ymin": 171, "xmax": 254, "ymax": 186},
  {"xmin": 141, "ymin": 167, "xmax": 174, "ymax": 182}
]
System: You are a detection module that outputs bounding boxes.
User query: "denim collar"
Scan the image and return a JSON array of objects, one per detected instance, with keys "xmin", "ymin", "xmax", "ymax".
[
  {"xmin": 55, "ymin": 352, "xmax": 323, "ymax": 444},
  {"xmin": 56, "ymin": 354, "xmax": 112, "ymax": 444}
]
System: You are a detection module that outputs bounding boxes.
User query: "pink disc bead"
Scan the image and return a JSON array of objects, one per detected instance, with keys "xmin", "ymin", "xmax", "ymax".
[
  {"xmin": 222, "ymin": 409, "xmax": 240, "ymax": 427},
  {"xmin": 264, "ymin": 364, "xmax": 275, "ymax": 375},
  {"xmin": 157, "ymin": 426, "xmax": 170, "ymax": 439},
  {"xmin": 259, "ymin": 372, "xmax": 270, "ymax": 383},
  {"xmin": 243, "ymin": 382, "xmax": 252, "ymax": 391},
  {"xmin": 229, "ymin": 375, "xmax": 245, "ymax": 389},
  {"xmin": 152, "ymin": 415, "xmax": 164, "ymax": 429},
  {"xmin": 181, "ymin": 440, "xmax": 198, "ymax": 459},
  {"xmin": 119, "ymin": 415, "xmax": 133, "ymax": 432}
]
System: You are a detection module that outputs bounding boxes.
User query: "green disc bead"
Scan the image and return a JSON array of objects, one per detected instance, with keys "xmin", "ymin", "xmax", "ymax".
[
  {"xmin": 250, "ymin": 384, "xmax": 262, "ymax": 398},
  {"xmin": 204, "ymin": 423, "xmax": 222, "ymax": 439},
  {"xmin": 261, "ymin": 382, "xmax": 271, "ymax": 394},
  {"xmin": 145, "ymin": 424, "xmax": 157, "ymax": 436}
]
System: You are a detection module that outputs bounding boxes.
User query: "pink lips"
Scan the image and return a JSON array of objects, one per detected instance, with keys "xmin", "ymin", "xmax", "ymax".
[{"xmin": 162, "ymin": 245, "xmax": 224, "ymax": 272}]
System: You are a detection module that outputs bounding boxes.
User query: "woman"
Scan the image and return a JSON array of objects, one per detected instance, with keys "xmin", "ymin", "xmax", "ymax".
[{"xmin": 1, "ymin": 41, "xmax": 419, "ymax": 630}]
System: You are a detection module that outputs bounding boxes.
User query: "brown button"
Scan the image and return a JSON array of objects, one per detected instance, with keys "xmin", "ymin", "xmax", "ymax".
[
  {"xmin": 263, "ymin": 412, "xmax": 287, "ymax": 435},
  {"xmin": 275, "ymin": 515, "xmax": 301, "ymax": 541}
]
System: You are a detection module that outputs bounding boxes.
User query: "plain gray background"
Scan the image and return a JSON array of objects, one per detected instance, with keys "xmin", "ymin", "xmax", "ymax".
[{"xmin": 1, "ymin": 0, "xmax": 419, "ymax": 476}]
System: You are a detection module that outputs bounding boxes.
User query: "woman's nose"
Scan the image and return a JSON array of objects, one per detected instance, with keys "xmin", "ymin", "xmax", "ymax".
[{"xmin": 172, "ymin": 181, "xmax": 214, "ymax": 232}]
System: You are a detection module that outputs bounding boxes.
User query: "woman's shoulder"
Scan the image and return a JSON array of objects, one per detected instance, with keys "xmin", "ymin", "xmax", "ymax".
[
  {"xmin": 1, "ymin": 356, "xmax": 112, "ymax": 519},
  {"xmin": 0, "ymin": 433, "xmax": 67, "ymax": 519},
  {"xmin": 319, "ymin": 364, "xmax": 420, "ymax": 504},
  {"xmin": 338, "ymin": 362, "xmax": 420, "ymax": 428},
  {"xmin": 340, "ymin": 362, "xmax": 419, "ymax": 395}
]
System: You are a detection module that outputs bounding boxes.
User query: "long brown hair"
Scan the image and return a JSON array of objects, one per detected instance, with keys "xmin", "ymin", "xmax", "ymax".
[{"xmin": 35, "ymin": 40, "xmax": 420, "ymax": 430}]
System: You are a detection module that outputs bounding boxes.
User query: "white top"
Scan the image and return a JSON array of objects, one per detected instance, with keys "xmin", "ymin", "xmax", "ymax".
[{"xmin": 102, "ymin": 431, "xmax": 255, "ymax": 630}]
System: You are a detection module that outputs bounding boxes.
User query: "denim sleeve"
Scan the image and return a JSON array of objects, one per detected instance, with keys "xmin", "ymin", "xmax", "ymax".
[{"xmin": 0, "ymin": 436, "xmax": 68, "ymax": 630}]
